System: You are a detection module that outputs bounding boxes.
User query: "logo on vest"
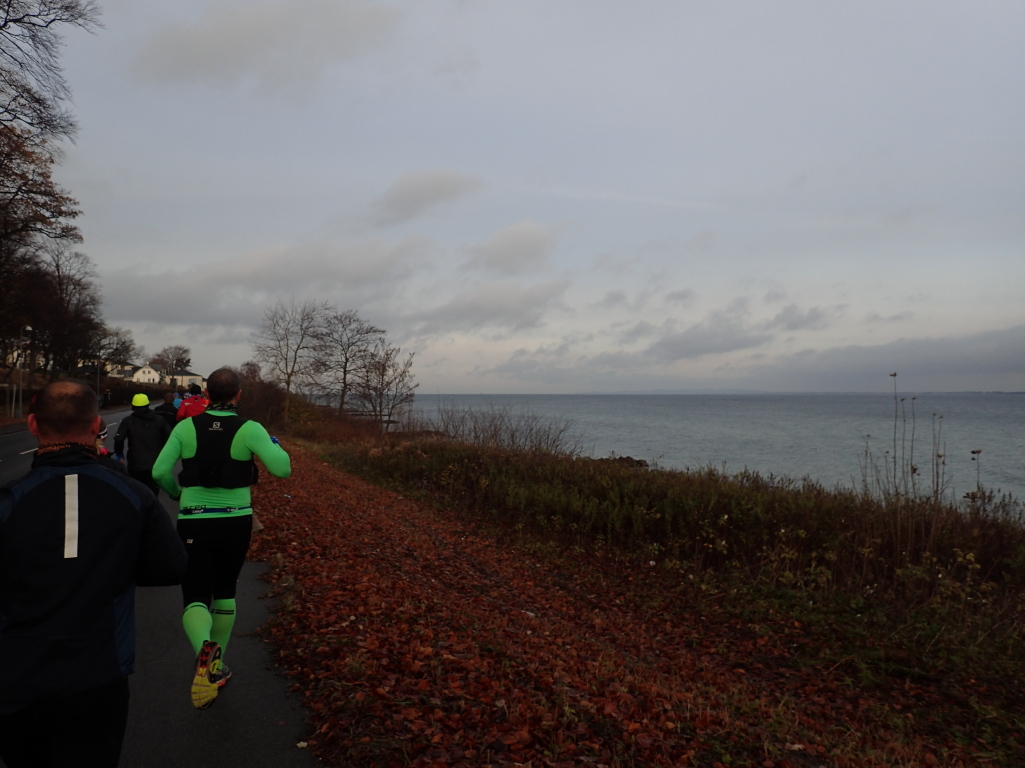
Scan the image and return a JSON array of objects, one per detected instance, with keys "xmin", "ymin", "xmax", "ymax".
[{"xmin": 211, "ymin": 422, "xmax": 223, "ymax": 431}]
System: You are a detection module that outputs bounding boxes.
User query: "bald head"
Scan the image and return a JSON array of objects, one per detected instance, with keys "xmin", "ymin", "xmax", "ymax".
[
  {"xmin": 206, "ymin": 367, "xmax": 241, "ymax": 403},
  {"xmin": 28, "ymin": 381, "xmax": 101, "ymax": 444}
]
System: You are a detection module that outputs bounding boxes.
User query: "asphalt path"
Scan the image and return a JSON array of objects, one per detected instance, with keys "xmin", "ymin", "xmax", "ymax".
[
  {"xmin": 1, "ymin": 413, "xmax": 321, "ymax": 767},
  {"xmin": 0, "ymin": 417, "xmax": 49, "ymax": 487},
  {"xmin": 0, "ymin": 407, "xmax": 129, "ymax": 486}
]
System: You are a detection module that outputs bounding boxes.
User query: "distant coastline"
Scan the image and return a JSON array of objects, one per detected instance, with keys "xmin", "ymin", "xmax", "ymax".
[{"xmin": 415, "ymin": 392, "xmax": 1025, "ymax": 501}]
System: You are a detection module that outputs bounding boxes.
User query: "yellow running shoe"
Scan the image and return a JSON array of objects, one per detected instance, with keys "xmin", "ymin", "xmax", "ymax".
[{"xmin": 191, "ymin": 640, "xmax": 221, "ymax": 709}]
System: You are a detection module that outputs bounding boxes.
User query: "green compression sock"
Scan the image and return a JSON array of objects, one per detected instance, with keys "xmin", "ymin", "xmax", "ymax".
[
  {"xmin": 182, "ymin": 602, "xmax": 213, "ymax": 656},
  {"xmin": 210, "ymin": 598, "xmax": 237, "ymax": 657}
]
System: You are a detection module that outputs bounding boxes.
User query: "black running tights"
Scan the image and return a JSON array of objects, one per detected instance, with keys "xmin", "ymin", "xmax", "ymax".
[{"xmin": 176, "ymin": 514, "xmax": 253, "ymax": 608}]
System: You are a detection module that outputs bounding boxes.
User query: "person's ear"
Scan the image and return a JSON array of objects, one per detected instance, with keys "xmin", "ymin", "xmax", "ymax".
[
  {"xmin": 27, "ymin": 414, "xmax": 40, "ymax": 437},
  {"xmin": 90, "ymin": 415, "xmax": 102, "ymax": 436}
]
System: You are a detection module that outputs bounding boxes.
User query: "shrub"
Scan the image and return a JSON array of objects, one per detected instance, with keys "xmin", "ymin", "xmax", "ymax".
[{"xmin": 302, "ymin": 400, "xmax": 1025, "ymax": 692}]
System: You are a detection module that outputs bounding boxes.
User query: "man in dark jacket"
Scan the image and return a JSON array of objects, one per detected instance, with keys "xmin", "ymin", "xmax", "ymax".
[
  {"xmin": 0, "ymin": 380, "xmax": 187, "ymax": 768},
  {"xmin": 154, "ymin": 392, "xmax": 178, "ymax": 430},
  {"xmin": 115, "ymin": 393, "xmax": 171, "ymax": 495}
]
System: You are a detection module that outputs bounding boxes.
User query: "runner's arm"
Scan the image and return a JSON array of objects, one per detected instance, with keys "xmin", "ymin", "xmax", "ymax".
[
  {"xmin": 152, "ymin": 426, "xmax": 186, "ymax": 499},
  {"xmin": 244, "ymin": 422, "xmax": 291, "ymax": 478},
  {"xmin": 114, "ymin": 418, "xmax": 129, "ymax": 456}
]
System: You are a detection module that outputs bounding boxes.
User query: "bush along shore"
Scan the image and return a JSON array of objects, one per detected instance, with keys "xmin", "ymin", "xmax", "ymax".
[{"xmin": 251, "ymin": 413, "xmax": 1025, "ymax": 767}]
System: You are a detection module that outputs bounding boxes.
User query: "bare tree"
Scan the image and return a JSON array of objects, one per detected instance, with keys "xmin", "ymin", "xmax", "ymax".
[
  {"xmin": 150, "ymin": 345, "xmax": 191, "ymax": 374},
  {"xmin": 0, "ymin": 125, "xmax": 82, "ymax": 353},
  {"xmin": 28, "ymin": 244, "xmax": 101, "ymax": 379},
  {"xmin": 98, "ymin": 325, "xmax": 143, "ymax": 371},
  {"xmin": 352, "ymin": 341, "xmax": 418, "ymax": 428},
  {"xmin": 253, "ymin": 297, "xmax": 331, "ymax": 423},
  {"xmin": 1, "ymin": 0, "xmax": 96, "ymax": 366},
  {"xmin": 0, "ymin": 126, "xmax": 81, "ymax": 252},
  {"xmin": 239, "ymin": 359, "xmax": 262, "ymax": 382},
  {"xmin": 0, "ymin": 1, "xmax": 101, "ymax": 144},
  {"xmin": 318, "ymin": 309, "xmax": 385, "ymax": 416}
]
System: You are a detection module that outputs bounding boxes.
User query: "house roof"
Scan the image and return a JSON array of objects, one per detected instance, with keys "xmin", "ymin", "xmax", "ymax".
[{"xmin": 118, "ymin": 364, "xmax": 203, "ymax": 380}]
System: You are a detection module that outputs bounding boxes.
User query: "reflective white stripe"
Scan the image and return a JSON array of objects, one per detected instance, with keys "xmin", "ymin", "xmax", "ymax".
[{"xmin": 64, "ymin": 474, "xmax": 79, "ymax": 559}]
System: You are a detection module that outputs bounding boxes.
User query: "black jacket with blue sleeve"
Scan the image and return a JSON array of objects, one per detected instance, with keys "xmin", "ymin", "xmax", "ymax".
[{"xmin": 0, "ymin": 444, "xmax": 187, "ymax": 713}]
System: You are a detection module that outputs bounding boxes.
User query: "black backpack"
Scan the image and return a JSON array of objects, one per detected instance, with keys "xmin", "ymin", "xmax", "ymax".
[{"xmin": 178, "ymin": 413, "xmax": 258, "ymax": 489}]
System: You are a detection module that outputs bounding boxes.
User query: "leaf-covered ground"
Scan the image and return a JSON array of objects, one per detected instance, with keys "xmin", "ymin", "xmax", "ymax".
[{"xmin": 251, "ymin": 444, "xmax": 1012, "ymax": 767}]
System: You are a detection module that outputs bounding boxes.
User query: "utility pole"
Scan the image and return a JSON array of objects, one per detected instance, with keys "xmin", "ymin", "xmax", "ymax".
[{"xmin": 17, "ymin": 326, "xmax": 32, "ymax": 418}]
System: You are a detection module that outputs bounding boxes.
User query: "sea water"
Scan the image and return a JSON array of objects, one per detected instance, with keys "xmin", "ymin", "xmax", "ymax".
[{"xmin": 413, "ymin": 393, "xmax": 1025, "ymax": 502}]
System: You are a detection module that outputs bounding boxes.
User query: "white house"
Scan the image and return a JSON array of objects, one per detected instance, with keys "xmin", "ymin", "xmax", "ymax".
[
  {"xmin": 130, "ymin": 364, "xmax": 162, "ymax": 384},
  {"xmin": 165, "ymin": 369, "xmax": 205, "ymax": 389},
  {"xmin": 109, "ymin": 363, "xmax": 205, "ymax": 390}
]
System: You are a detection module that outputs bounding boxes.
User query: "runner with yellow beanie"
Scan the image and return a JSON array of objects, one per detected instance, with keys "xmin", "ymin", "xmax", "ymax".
[{"xmin": 114, "ymin": 393, "xmax": 171, "ymax": 495}]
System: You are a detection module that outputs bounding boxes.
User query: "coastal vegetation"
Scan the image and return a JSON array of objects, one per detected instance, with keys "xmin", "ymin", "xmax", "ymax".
[{"xmin": 254, "ymin": 398, "xmax": 1025, "ymax": 766}]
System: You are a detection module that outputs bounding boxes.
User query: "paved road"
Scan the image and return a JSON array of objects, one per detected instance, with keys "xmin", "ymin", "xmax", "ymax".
[
  {"xmin": 1, "ymin": 418, "xmax": 322, "ymax": 768},
  {"xmin": 0, "ymin": 419, "xmax": 42, "ymax": 487},
  {"xmin": 123, "ymin": 556, "xmax": 320, "ymax": 767},
  {"xmin": 0, "ymin": 407, "xmax": 128, "ymax": 486}
]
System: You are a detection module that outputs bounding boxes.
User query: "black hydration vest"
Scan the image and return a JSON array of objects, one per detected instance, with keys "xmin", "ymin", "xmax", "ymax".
[{"xmin": 178, "ymin": 412, "xmax": 259, "ymax": 489}]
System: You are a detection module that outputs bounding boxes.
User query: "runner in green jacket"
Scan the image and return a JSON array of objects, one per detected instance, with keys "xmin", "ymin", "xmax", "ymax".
[{"xmin": 152, "ymin": 366, "xmax": 291, "ymax": 709}]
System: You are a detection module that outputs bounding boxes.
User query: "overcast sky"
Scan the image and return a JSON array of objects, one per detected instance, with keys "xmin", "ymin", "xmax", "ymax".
[{"xmin": 57, "ymin": 1, "xmax": 1025, "ymax": 393}]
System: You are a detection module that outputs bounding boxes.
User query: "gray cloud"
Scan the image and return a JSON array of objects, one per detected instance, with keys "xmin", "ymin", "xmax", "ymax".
[
  {"xmin": 866, "ymin": 310, "xmax": 914, "ymax": 323},
  {"xmin": 764, "ymin": 304, "xmax": 839, "ymax": 332},
  {"xmin": 597, "ymin": 290, "xmax": 628, "ymax": 309},
  {"xmin": 595, "ymin": 288, "xmax": 655, "ymax": 312},
  {"xmin": 371, "ymin": 169, "xmax": 483, "ymax": 227},
  {"xmin": 483, "ymin": 337, "xmax": 619, "ymax": 386},
  {"xmin": 618, "ymin": 320, "xmax": 659, "ymax": 345},
  {"xmin": 449, "ymin": 318, "xmax": 1025, "ymax": 394},
  {"xmin": 100, "ymin": 237, "xmax": 430, "ymax": 328},
  {"xmin": 431, "ymin": 50, "xmax": 481, "ymax": 85},
  {"xmin": 480, "ymin": 324, "xmax": 1025, "ymax": 394},
  {"xmin": 647, "ymin": 325, "xmax": 773, "ymax": 362},
  {"xmin": 410, "ymin": 279, "xmax": 570, "ymax": 335},
  {"xmin": 135, "ymin": 0, "xmax": 400, "ymax": 95},
  {"xmin": 646, "ymin": 301, "xmax": 773, "ymax": 361},
  {"xmin": 687, "ymin": 229, "xmax": 716, "ymax": 253},
  {"xmin": 664, "ymin": 288, "xmax": 696, "ymax": 305},
  {"xmin": 462, "ymin": 220, "xmax": 558, "ymax": 275},
  {"xmin": 64, "ymin": 3, "xmax": 1025, "ymax": 394},
  {"xmin": 742, "ymin": 325, "xmax": 1025, "ymax": 391},
  {"xmin": 483, "ymin": 343, "xmax": 710, "ymax": 392}
]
